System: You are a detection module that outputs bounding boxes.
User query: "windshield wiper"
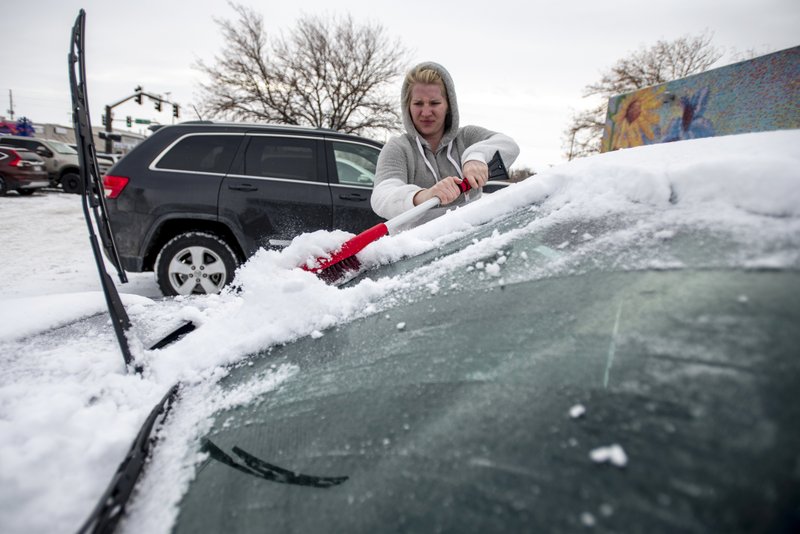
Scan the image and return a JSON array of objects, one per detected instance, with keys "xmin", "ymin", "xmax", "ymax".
[
  {"xmin": 69, "ymin": 9, "xmax": 195, "ymax": 372},
  {"xmin": 76, "ymin": 384, "xmax": 180, "ymax": 534},
  {"xmin": 202, "ymin": 439, "xmax": 349, "ymax": 488}
]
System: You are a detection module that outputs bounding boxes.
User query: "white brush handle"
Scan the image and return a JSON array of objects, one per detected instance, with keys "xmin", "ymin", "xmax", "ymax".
[{"xmin": 384, "ymin": 197, "xmax": 441, "ymax": 234}]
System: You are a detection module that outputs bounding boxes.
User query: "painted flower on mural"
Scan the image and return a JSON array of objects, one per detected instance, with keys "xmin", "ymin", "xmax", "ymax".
[
  {"xmin": 609, "ymin": 87, "xmax": 664, "ymax": 150},
  {"xmin": 662, "ymin": 87, "xmax": 715, "ymax": 142}
]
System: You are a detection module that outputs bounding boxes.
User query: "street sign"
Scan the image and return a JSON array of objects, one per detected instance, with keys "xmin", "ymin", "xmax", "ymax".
[{"xmin": 134, "ymin": 119, "xmax": 151, "ymax": 124}]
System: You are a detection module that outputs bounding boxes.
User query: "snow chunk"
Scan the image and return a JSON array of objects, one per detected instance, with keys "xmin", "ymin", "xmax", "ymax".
[
  {"xmin": 589, "ymin": 444, "xmax": 628, "ymax": 467},
  {"xmin": 653, "ymin": 230, "xmax": 676, "ymax": 240},
  {"xmin": 396, "ymin": 322, "xmax": 406, "ymax": 331},
  {"xmin": 485, "ymin": 263, "xmax": 502, "ymax": 277},
  {"xmin": 569, "ymin": 404, "xmax": 586, "ymax": 419}
]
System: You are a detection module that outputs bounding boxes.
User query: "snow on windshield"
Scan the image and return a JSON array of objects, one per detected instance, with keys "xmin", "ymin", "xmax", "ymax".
[{"xmin": 0, "ymin": 130, "xmax": 798, "ymax": 533}]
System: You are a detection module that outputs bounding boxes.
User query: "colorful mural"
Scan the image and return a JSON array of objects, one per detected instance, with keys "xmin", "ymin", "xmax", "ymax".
[{"xmin": 601, "ymin": 45, "xmax": 800, "ymax": 152}]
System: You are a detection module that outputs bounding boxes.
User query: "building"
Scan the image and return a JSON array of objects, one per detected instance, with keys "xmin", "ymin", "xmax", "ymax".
[{"xmin": 0, "ymin": 118, "xmax": 146, "ymax": 155}]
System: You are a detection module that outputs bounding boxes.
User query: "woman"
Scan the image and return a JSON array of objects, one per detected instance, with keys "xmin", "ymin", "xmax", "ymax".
[{"xmin": 371, "ymin": 61, "xmax": 519, "ymax": 226}]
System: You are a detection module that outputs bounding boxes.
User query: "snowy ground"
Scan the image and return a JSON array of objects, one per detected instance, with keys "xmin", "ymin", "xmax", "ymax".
[{"xmin": 1, "ymin": 130, "xmax": 799, "ymax": 533}]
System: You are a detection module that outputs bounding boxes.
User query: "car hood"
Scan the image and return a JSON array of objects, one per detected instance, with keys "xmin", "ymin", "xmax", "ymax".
[
  {"xmin": 173, "ymin": 261, "xmax": 800, "ymax": 533},
  {"xmin": 130, "ymin": 131, "xmax": 800, "ymax": 533}
]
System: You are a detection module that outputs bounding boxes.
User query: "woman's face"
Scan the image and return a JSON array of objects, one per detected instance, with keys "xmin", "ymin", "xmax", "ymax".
[{"xmin": 409, "ymin": 83, "xmax": 449, "ymax": 142}]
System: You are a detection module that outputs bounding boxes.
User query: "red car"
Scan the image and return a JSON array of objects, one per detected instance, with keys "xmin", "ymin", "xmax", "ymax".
[{"xmin": 0, "ymin": 146, "xmax": 49, "ymax": 195}]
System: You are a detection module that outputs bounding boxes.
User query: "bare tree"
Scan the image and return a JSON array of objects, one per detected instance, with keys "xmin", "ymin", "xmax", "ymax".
[
  {"xmin": 509, "ymin": 166, "xmax": 535, "ymax": 182},
  {"xmin": 194, "ymin": 3, "xmax": 409, "ymax": 136},
  {"xmin": 563, "ymin": 32, "xmax": 722, "ymax": 159}
]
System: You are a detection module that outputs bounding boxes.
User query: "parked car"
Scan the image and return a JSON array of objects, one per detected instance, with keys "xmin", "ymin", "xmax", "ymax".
[
  {"xmin": 0, "ymin": 146, "xmax": 49, "ymax": 195},
  {"xmin": 103, "ymin": 122, "xmax": 387, "ymax": 296},
  {"xmin": 0, "ymin": 135, "xmax": 81, "ymax": 192},
  {"xmin": 68, "ymin": 144, "xmax": 117, "ymax": 177}
]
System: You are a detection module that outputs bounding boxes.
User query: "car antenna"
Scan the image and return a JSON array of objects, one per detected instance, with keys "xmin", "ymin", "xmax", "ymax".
[
  {"xmin": 69, "ymin": 9, "xmax": 196, "ymax": 372},
  {"xmin": 192, "ymin": 104, "xmax": 204, "ymax": 121}
]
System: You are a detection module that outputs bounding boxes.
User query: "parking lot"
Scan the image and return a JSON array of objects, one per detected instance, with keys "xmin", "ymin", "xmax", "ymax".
[{"xmin": 0, "ymin": 189, "xmax": 159, "ymax": 301}]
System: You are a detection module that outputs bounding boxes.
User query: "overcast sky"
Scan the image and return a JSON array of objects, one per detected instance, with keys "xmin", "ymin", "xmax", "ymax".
[{"xmin": 2, "ymin": 0, "xmax": 798, "ymax": 170}]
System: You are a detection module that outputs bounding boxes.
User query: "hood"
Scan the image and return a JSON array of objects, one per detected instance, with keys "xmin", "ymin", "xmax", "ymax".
[{"xmin": 401, "ymin": 61, "xmax": 460, "ymax": 149}]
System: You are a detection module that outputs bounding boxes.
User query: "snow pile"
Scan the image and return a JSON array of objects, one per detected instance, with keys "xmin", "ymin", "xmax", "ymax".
[{"xmin": 0, "ymin": 130, "xmax": 798, "ymax": 533}]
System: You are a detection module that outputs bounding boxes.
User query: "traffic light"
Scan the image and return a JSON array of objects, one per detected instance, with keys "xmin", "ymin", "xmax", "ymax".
[
  {"xmin": 154, "ymin": 100, "xmax": 162, "ymax": 112},
  {"xmin": 126, "ymin": 116, "xmax": 132, "ymax": 127},
  {"xmin": 102, "ymin": 113, "xmax": 107, "ymax": 126},
  {"xmin": 172, "ymin": 104, "xmax": 180, "ymax": 118},
  {"xmin": 134, "ymin": 86, "xmax": 143, "ymax": 105}
]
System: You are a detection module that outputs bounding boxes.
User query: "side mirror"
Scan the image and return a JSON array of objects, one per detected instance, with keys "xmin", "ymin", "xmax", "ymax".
[{"xmin": 36, "ymin": 146, "xmax": 53, "ymax": 158}]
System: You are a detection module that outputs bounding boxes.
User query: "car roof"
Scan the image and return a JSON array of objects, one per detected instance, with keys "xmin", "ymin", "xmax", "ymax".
[{"xmin": 159, "ymin": 121, "xmax": 383, "ymax": 146}]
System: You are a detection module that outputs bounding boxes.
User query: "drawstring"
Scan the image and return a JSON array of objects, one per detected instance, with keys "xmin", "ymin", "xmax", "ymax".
[
  {"xmin": 415, "ymin": 136, "xmax": 439, "ymax": 181},
  {"xmin": 414, "ymin": 137, "xmax": 471, "ymax": 202},
  {"xmin": 446, "ymin": 142, "xmax": 464, "ymax": 181}
]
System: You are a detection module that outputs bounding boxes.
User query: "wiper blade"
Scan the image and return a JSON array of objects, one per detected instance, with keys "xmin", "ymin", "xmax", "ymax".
[
  {"xmin": 68, "ymin": 9, "xmax": 196, "ymax": 370},
  {"xmin": 202, "ymin": 439, "xmax": 349, "ymax": 488},
  {"xmin": 76, "ymin": 384, "xmax": 180, "ymax": 534},
  {"xmin": 69, "ymin": 9, "xmax": 134, "ymax": 366}
]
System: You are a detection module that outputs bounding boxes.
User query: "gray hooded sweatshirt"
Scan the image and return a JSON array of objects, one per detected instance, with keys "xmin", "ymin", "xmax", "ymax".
[{"xmin": 371, "ymin": 61, "xmax": 520, "ymax": 224}]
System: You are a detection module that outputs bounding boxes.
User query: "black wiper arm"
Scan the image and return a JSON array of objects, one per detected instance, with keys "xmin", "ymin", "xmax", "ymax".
[
  {"xmin": 202, "ymin": 439, "xmax": 349, "ymax": 488},
  {"xmin": 76, "ymin": 384, "xmax": 180, "ymax": 534},
  {"xmin": 69, "ymin": 9, "xmax": 134, "ymax": 367},
  {"xmin": 69, "ymin": 9, "xmax": 196, "ymax": 371}
]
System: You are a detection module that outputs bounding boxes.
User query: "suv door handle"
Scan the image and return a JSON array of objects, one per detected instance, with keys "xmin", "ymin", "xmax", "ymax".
[
  {"xmin": 339, "ymin": 193, "xmax": 367, "ymax": 201},
  {"xmin": 229, "ymin": 184, "xmax": 258, "ymax": 192}
]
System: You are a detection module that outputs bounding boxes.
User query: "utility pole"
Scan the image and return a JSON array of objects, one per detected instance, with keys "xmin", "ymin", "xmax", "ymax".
[{"xmin": 7, "ymin": 89, "xmax": 14, "ymax": 120}]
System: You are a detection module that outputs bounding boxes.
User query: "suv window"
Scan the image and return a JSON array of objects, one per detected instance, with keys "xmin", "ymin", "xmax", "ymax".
[
  {"xmin": 154, "ymin": 134, "xmax": 241, "ymax": 174},
  {"xmin": 244, "ymin": 136, "xmax": 318, "ymax": 182},
  {"xmin": 331, "ymin": 141, "xmax": 378, "ymax": 186},
  {"xmin": 47, "ymin": 140, "xmax": 78, "ymax": 154}
]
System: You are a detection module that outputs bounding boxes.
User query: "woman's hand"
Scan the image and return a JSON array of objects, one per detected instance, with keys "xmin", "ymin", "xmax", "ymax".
[
  {"xmin": 462, "ymin": 160, "xmax": 489, "ymax": 190},
  {"xmin": 413, "ymin": 176, "xmax": 464, "ymax": 206}
]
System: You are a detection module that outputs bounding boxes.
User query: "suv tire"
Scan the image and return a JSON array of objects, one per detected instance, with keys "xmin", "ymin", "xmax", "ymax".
[
  {"xmin": 155, "ymin": 232, "xmax": 238, "ymax": 296},
  {"xmin": 0, "ymin": 176, "xmax": 7, "ymax": 196},
  {"xmin": 61, "ymin": 172, "xmax": 82, "ymax": 194}
]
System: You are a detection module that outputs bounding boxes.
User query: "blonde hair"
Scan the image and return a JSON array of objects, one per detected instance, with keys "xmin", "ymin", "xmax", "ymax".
[{"xmin": 403, "ymin": 66, "xmax": 448, "ymax": 108}]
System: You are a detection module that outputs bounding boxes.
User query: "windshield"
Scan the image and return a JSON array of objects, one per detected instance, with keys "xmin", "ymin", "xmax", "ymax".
[
  {"xmin": 117, "ymin": 131, "xmax": 799, "ymax": 534},
  {"xmin": 48, "ymin": 139, "xmax": 78, "ymax": 154},
  {"xmin": 165, "ymin": 200, "xmax": 800, "ymax": 533}
]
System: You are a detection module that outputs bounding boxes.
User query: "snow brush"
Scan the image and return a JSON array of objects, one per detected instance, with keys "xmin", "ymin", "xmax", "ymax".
[{"xmin": 303, "ymin": 151, "xmax": 509, "ymax": 284}]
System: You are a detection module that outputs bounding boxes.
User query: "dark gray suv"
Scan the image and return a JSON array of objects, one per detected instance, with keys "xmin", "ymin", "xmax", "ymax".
[{"xmin": 104, "ymin": 122, "xmax": 384, "ymax": 296}]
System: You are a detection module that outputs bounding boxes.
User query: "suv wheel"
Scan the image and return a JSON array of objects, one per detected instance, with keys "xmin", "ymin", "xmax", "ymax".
[
  {"xmin": 61, "ymin": 172, "xmax": 82, "ymax": 194},
  {"xmin": 0, "ymin": 176, "xmax": 7, "ymax": 196},
  {"xmin": 155, "ymin": 232, "xmax": 238, "ymax": 296}
]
